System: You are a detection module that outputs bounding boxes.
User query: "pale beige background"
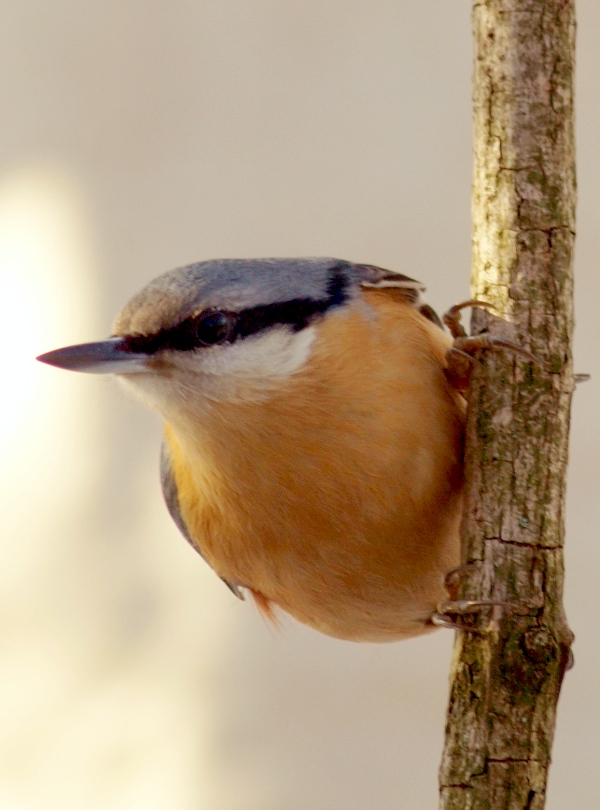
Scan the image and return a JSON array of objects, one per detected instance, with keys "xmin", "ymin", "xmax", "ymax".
[{"xmin": 1, "ymin": 3, "xmax": 598, "ymax": 809}]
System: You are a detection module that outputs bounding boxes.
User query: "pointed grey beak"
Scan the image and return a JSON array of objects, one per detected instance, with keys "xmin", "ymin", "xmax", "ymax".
[{"xmin": 37, "ymin": 337, "xmax": 150, "ymax": 374}]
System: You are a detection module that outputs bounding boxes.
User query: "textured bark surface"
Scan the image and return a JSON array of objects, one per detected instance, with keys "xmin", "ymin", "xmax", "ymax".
[{"xmin": 439, "ymin": 2, "xmax": 576, "ymax": 809}]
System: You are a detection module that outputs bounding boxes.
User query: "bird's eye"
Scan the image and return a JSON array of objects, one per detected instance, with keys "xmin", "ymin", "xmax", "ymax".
[{"xmin": 194, "ymin": 311, "xmax": 236, "ymax": 346}]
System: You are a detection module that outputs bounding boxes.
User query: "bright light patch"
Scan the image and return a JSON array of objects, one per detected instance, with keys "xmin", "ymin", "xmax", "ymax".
[
  {"xmin": 0, "ymin": 165, "xmax": 102, "ymax": 584},
  {"xmin": 0, "ymin": 166, "xmax": 98, "ymax": 451}
]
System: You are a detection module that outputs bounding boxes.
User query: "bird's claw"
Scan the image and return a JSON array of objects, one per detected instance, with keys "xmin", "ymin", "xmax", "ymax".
[
  {"xmin": 443, "ymin": 299, "xmax": 496, "ymax": 340},
  {"xmin": 452, "ymin": 334, "xmax": 540, "ymax": 367},
  {"xmin": 430, "ymin": 563, "xmax": 511, "ymax": 632},
  {"xmin": 443, "ymin": 300, "xmax": 540, "ymax": 391},
  {"xmin": 431, "ymin": 598, "xmax": 511, "ymax": 633}
]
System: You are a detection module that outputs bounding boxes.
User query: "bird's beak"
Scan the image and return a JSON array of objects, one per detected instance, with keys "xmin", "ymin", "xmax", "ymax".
[{"xmin": 37, "ymin": 337, "xmax": 150, "ymax": 374}]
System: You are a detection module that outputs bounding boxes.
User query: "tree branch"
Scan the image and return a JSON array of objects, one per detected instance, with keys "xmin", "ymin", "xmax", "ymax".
[{"xmin": 439, "ymin": 2, "xmax": 576, "ymax": 808}]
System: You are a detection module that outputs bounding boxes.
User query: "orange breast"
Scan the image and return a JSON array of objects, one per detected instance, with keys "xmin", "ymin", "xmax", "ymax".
[{"xmin": 165, "ymin": 291, "xmax": 465, "ymax": 641}]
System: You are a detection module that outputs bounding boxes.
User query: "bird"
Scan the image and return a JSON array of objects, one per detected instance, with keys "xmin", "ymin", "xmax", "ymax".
[{"xmin": 37, "ymin": 257, "xmax": 466, "ymax": 642}]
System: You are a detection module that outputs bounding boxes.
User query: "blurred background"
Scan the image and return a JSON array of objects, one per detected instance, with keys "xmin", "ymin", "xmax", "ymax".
[{"xmin": 1, "ymin": 2, "xmax": 598, "ymax": 808}]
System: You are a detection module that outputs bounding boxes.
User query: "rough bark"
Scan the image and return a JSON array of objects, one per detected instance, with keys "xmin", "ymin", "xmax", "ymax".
[{"xmin": 439, "ymin": 2, "xmax": 576, "ymax": 809}]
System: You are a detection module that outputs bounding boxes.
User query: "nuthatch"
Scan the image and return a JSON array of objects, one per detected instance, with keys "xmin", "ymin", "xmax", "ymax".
[{"xmin": 38, "ymin": 258, "xmax": 467, "ymax": 642}]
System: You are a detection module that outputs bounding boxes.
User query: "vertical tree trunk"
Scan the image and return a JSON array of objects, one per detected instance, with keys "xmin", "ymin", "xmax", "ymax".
[{"xmin": 439, "ymin": 2, "xmax": 576, "ymax": 809}]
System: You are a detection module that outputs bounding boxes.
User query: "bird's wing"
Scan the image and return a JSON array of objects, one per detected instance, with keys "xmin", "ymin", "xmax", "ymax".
[
  {"xmin": 357, "ymin": 264, "xmax": 443, "ymax": 329},
  {"xmin": 160, "ymin": 440, "xmax": 244, "ymax": 599}
]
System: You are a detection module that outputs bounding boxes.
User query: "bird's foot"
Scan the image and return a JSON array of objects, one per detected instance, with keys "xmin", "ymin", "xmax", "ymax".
[
  {"xmin": 429, "ymin": 562, "xmax": 509, "ymax": 633},
  {"xmin": 442, "ymin": 562, "xmax": 476, "ymax": 596},
  {"xmin": 442, "ymin": 299, "xmax": 495, "ymax": 340},
  {"xmin": 431, "ymin": 598, "xmax": 511, "ymax": 633},
  {"xmin": 442, "ymin": 300, "xmax": 540, "ymax": 392}
]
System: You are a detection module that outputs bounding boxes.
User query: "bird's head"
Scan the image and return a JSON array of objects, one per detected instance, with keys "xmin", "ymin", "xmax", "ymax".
[{"xmin": 37, "ymin": 258, "xmax": 381, "ymax": 419}]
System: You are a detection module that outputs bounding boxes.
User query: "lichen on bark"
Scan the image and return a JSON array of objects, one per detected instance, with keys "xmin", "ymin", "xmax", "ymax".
[{"xmin": 439, "ymin": 2, "xmax": 576, "ymax": 809}]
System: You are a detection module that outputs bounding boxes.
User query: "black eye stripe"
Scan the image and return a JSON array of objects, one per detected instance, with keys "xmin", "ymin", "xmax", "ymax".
[
  {"xmin": 236, "ymin": 298, "xmax": 327, "ymax": 338},
  {"xmin": 121, "ymin": 267, "xmax": 349, "ymax": 355}
]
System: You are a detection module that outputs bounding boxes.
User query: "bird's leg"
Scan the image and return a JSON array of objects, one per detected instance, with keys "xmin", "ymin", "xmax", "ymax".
[
  {"xmin": 433, "ymin": 568, "xmax": 576, "ymax": 670},
  {"xmin": 442, "ymin": 562, "xmax": 475, "ymax": 600},
  {"xmin": 442, "ymin": 299, "xmax": 494, "ymax": 340},
  {"xmin": 445, "ymin": 302, "xmax": 588, "ymax": 389},
  {"xmin": 443, "ymin": 300, "xmax": 540, "ymax": 392},
  {"xmin": 430, "ymin": 563, "xmax": 511, "ymax": 633},
  {"xmin": 431, "ymin": 599, "xmax": 511, "ymax": 632},
  {"xmin": 443, "ymin": 299, "xmax": 538, "ymax": 362}
]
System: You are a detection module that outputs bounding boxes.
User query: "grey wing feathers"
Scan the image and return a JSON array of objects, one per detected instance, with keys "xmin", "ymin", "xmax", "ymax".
[
  {"xmin": 415, "ymin": 302, "xmax": 443, "ymax": 330},
  {"xmin": 160, "ymin": 441, "xmax": 244, "ymax": 600},
  {"xmin": 357, "ymin": 263, "xmax": 443, "ymax": 329}
]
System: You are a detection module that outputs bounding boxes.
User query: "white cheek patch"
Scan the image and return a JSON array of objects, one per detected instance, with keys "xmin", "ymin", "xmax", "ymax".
[
  {"xmin": 116, "ymin": 325, "xmax": 317, "ymax": 415},
  {"xmin": 195, "ymin": 325, "xmax": 317, "ymax": 379}
]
